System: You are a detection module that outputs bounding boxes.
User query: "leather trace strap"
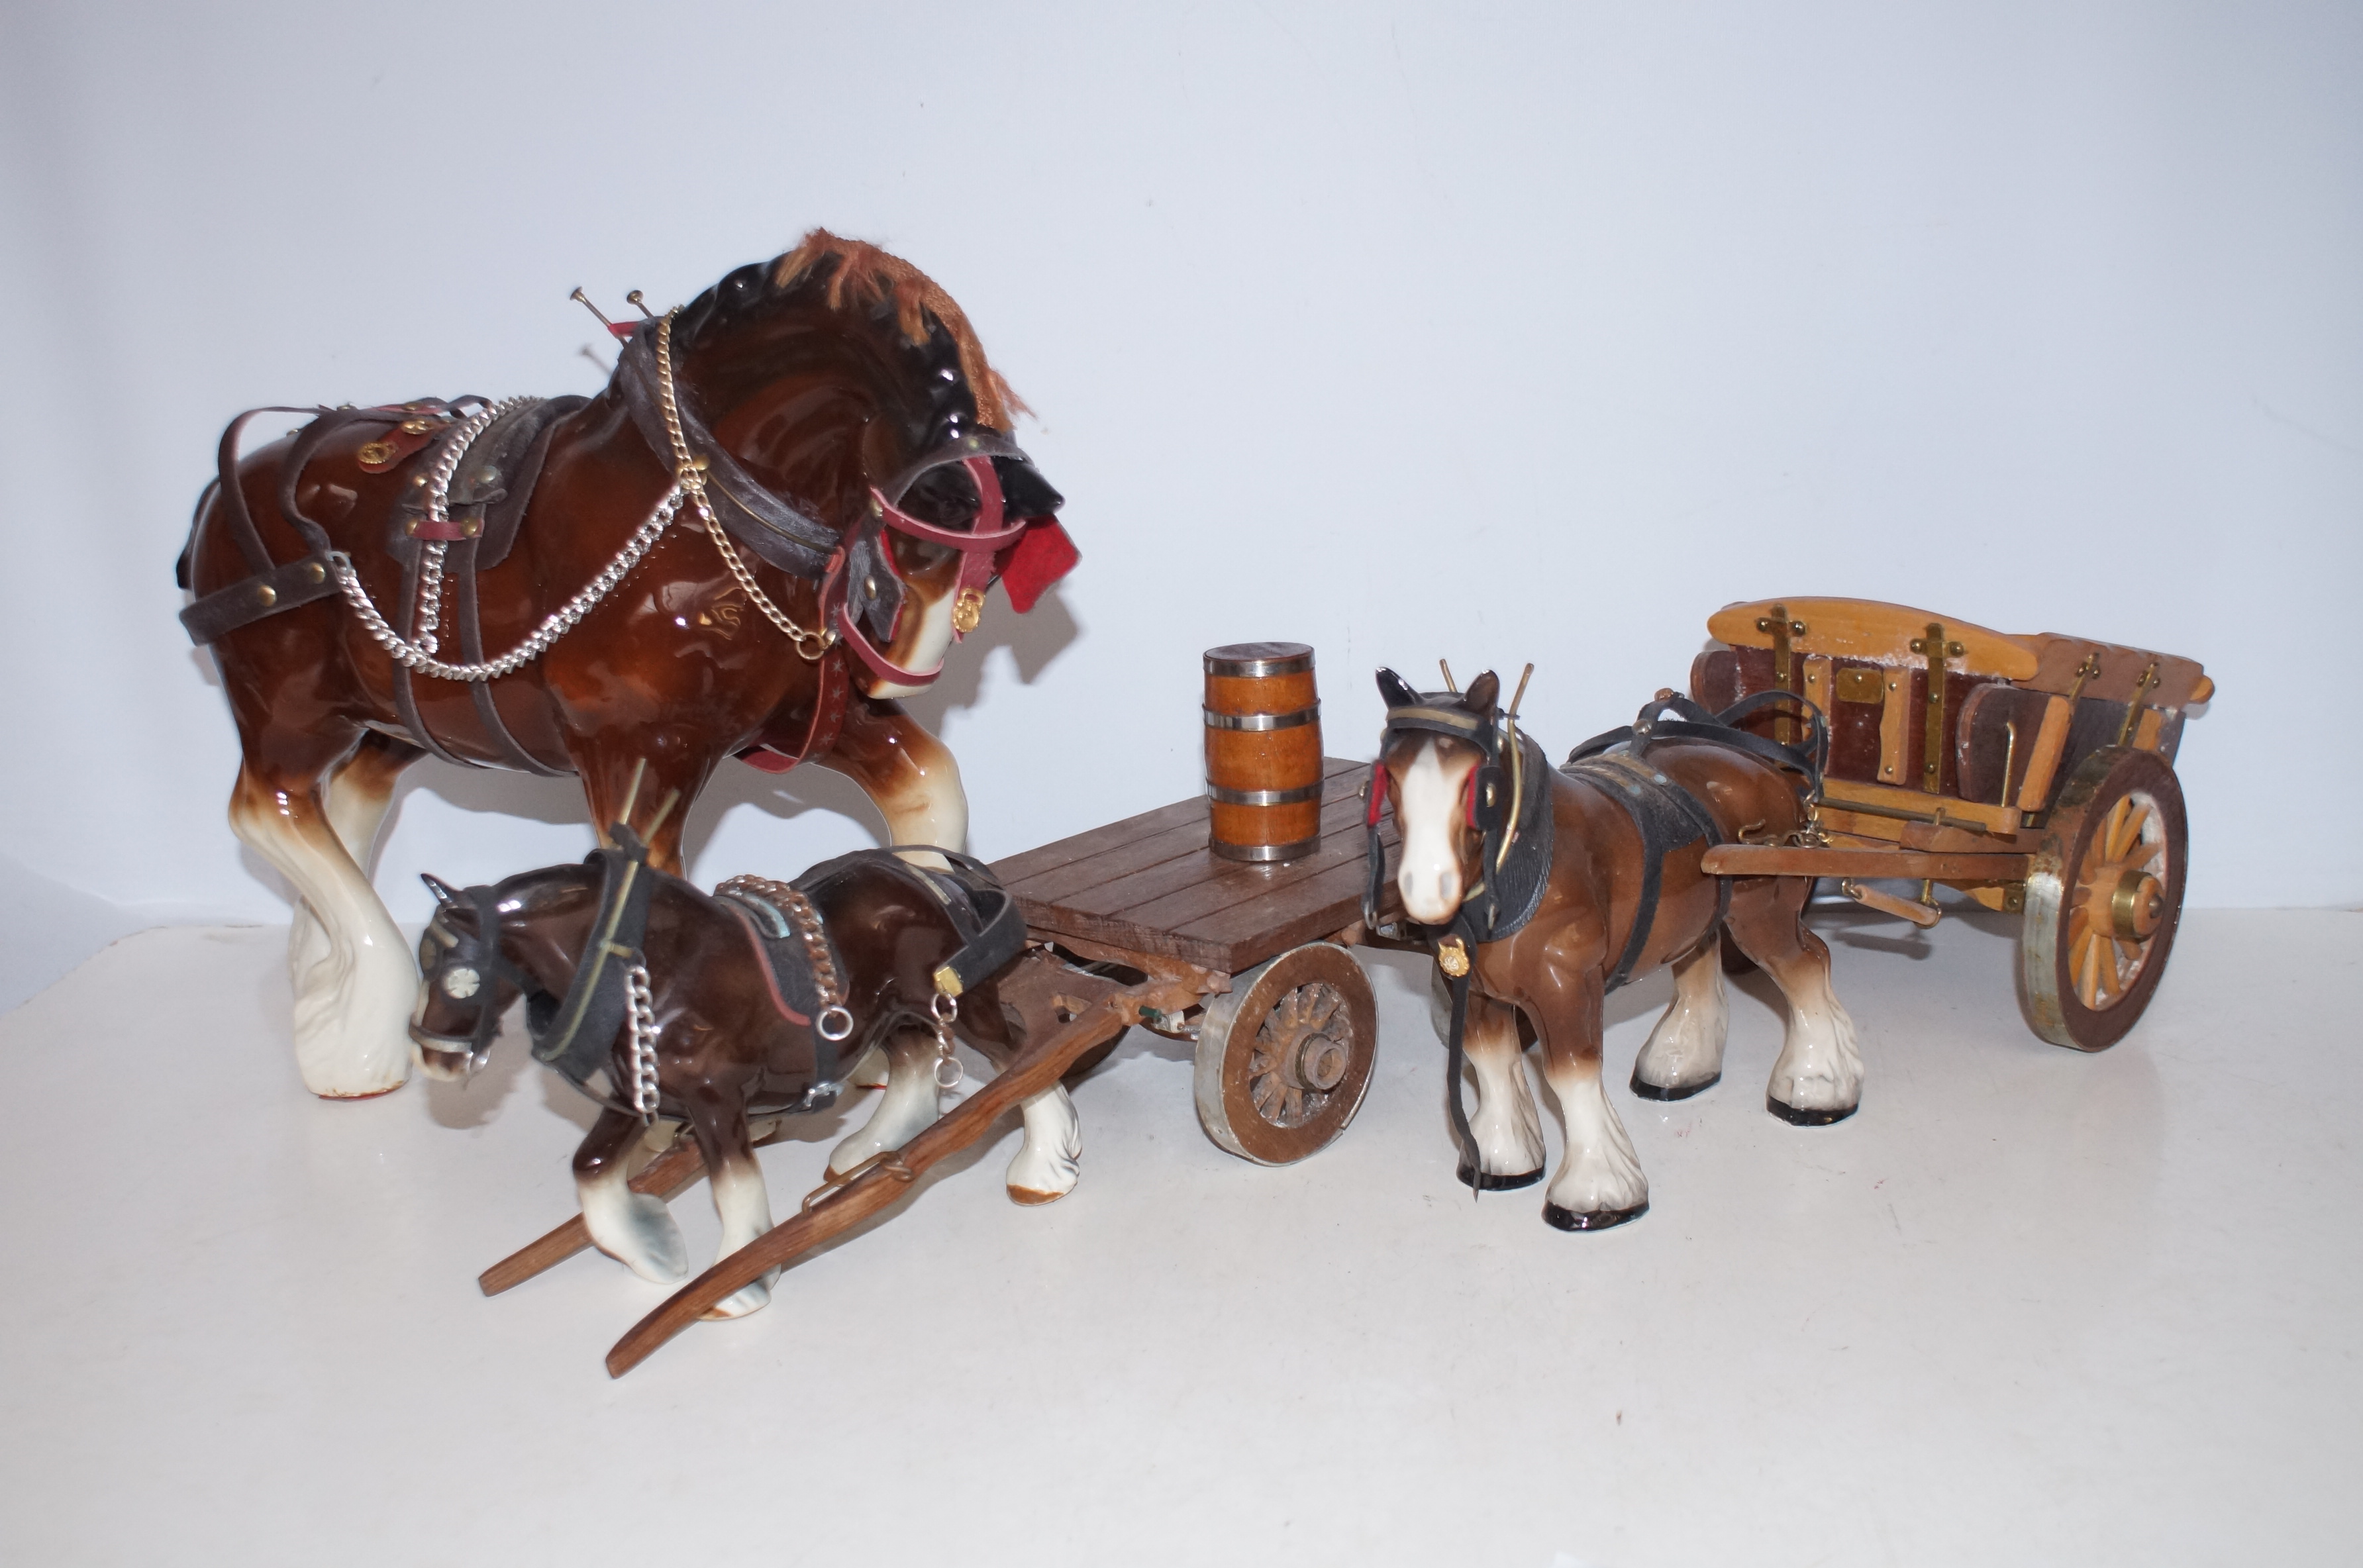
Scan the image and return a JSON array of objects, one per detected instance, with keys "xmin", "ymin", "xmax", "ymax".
[{"xmin": 1439, "ymin": 909, "xmax": 1487, "ymax": 1185}]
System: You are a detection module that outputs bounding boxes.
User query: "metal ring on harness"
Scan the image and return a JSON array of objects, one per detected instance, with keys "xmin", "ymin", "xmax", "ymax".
[{"xmin": 816, "ymin": 1004, "xmax": 855, "ymax": 1042}]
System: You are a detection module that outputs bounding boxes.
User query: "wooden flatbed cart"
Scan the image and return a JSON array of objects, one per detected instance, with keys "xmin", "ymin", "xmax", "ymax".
[
  {"xmin": 485, "ymin": 759, "xmax": 1399, "ymax": 1376},
  {"xmin": 1689, "ymin": 597, "xmax": 2212, "ymax": 1052}
]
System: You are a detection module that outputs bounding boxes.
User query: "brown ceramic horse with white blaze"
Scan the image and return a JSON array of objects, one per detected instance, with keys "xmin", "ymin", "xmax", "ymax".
[
  {"xmin": 177, "ymin": 232, "xmax": 1078, "ymax": 1116},
  {"xmin": 1370, "ymin": 669, "xmax": 1863, "ymax": 1229}
]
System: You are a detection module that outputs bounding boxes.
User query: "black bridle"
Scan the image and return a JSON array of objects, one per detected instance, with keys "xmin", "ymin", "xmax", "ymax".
[{"xmin": 612, "ymin": 323, "xmax": 1071, "ymax": 690}]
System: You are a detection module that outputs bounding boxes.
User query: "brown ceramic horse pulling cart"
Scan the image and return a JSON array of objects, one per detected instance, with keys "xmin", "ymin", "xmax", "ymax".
[
  {"xmin": 1689, "ymin": 597, "xmax": 2213, "ymax": 1050},
  {"xmin": 475, "ymin": 757, "xmax": 1399, "ymax": 1376}
]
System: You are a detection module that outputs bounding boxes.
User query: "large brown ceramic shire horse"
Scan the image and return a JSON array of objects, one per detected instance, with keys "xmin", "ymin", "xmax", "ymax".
[
  {"xmin": 1370, "ymin": 670, "xmax": 1863, "ymax": 1230},
  {"xmin": 179, "ymin": 232, "xmax": 1072, "ymax": 1101},
  {"xmin": 408, "ymin": 844, "xmax": 1045, "ymax": 1320}
]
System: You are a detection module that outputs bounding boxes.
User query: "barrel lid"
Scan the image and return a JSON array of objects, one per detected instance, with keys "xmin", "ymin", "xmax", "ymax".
[{"xmin": 1205, "ymin": 642, "xmax": 1314, "ymax": 677}]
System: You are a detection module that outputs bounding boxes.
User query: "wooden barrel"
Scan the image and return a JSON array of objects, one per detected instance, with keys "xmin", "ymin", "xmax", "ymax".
[{"xmin": 1203, "ymin": 642, "xmax": 1323, "ymax": 863}]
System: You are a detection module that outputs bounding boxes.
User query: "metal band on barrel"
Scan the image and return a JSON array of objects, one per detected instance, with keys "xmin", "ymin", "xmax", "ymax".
[
  {"xmin": 1202, "ymin": 703, "xmax": 1321, "ymax": 732},
  {"xmin": 1206, "ymin": 780, "xmax": 1325, "ymax": 807},
  {"xmin": 1205, "ymin": 648, "xmax": 1315, "ymax": 679},
  {"xmin": 1209, "ymin": 836, "xmax": 1324, "ymax": 863}
]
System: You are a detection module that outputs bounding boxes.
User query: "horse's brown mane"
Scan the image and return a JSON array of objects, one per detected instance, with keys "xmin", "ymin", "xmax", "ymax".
[{"xmin": 774, "ymin": 230, "xmax": 1026, "ymax": 430}]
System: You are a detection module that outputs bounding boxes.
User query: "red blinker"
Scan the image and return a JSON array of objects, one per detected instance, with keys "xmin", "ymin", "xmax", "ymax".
[{"xmin": 1365, "ymin": 761, "xmax": 1387, "ymax": 827}]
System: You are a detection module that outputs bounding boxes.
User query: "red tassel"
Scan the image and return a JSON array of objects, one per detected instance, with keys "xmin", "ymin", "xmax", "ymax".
[{"xmin": 993, "ymin": 518, "xmax": 1079, "ymax": 612}]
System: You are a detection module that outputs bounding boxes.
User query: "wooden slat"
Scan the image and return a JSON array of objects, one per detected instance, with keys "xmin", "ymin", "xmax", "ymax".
[
  {"xmin": 1030, "ymin": 823, "xmax": 1383, "ymax": 973},
  {"xmin": 1819, "ymin": 776, "xmax": 2020, "ymax": 836},
  {"xmin": 994, "ymin": 760, "xmax": 1397, "ymax": 973},
  {"xmin": 1172, "ymin": 851, "xmax": 1391, "ymax": 971},
  {"xmin": 1707, "ymin": 597, "xmax": 2040, "ymax": 681},
  {"xmin": 1701, "ymin": 845, "xmax": 2031, "ymax": 881},
  {"xmin": 1050, "ymin": 783, "xmax": 1370, "ymax": 920},
  {"xmin": 995, "ymin": 758, "xmax": 1366, "ymax": 907}
]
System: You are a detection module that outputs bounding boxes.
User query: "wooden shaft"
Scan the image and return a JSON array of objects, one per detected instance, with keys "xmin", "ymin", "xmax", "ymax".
[
  {"xmin": 478, "ymin": 1138, "xmax": 709, "ymax": 1297},
  {"xmin": 1701, "ymin": 845, "xmax": 2031, "ymax": 881},
  {"xmin": 604, "ymin": 972, "xmax": 1134, "ymax": 1378}
]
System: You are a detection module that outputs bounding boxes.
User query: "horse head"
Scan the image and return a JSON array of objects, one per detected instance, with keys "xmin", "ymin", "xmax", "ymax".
[
  {"xmin": 1372, "ymin": 666, "xmax": 1510, "ymax": 926},
  {"xmin": 408, "ymin": 867, "xmax": 593, "ymax": 1080},
  {"xmin": 645, "ymin": 230, "xmax": 1075, "ymax": 699}
]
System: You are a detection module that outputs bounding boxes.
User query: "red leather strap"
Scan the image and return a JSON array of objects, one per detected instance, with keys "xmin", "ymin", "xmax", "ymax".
[{"xmin": 736, "ymin": 652, "xmax": 852, "ymax": 774}]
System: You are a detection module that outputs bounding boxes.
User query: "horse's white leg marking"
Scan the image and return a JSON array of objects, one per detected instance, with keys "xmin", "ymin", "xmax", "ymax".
[
  {"xmin": 230, "ymin": 768, "xmax": 415, "ymax": 1098},
  {"xmin": 867, "ymin": 587, "xmax": 958, "ymax": 701},
  {"xmin": 1395, "ymin": 740, "xmax": 1476, "ymax": 925},
  {"xmin": 1004, "ymin": 1083, "xmax": 1081, "ymax": 1204},
  {"xmin": 1764, "ymin": 943, "xmax": 1864, "ymax": 1118},
  {"xmin": 1633, "ymin": 938, "xmax": 1731, "ymax": 1097},
  {"xmin": 291, "ymin": 751, "xmax": 407, "ymax": 1000},
  {"xmin": 829, "ymin": 1029, "xmax": 942, "ymax": 1175},
  {"xmin": 578, "ymin": 1159, "xmax": 689, "ymax": 1285},
  {"xmin": 874, "ymin": 750, "xmax": 966, "ymax": 860},
  {"xmin": 700, "ymin": 1156, "xmax": 779, "ymax": 1318},
  {"xmin": 1460, "ymin": 994, "xmax": 1545, "ymax": 1183},
  {"xmin": 1540, "ymin": 1054, "xmax": 1650, "ymax": 1220}
]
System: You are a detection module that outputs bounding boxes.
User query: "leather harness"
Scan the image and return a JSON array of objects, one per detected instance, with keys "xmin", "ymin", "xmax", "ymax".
[
  {"xmin": 412, "ymin": 836, "xmax": 1027, "ymax": 1120},
  {"xmin": 177, "ymin": 318, "xmax": 1074, "ymax": 772}
]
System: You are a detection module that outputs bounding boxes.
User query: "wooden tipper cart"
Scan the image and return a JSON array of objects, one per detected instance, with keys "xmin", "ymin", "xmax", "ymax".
[
  {"xmin": 534, "ymin": 758, "xmax": 1397, "ymax": 1376},
  {"xmin": 1690, "ymin": 597, "xmax": 2213, "ymax": 1052}
]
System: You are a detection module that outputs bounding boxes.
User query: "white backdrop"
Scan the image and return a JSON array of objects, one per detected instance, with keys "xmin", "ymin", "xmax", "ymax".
[{"xmin": 1, "ymin": 1, "xmax": 2356, "ymax": 1004}]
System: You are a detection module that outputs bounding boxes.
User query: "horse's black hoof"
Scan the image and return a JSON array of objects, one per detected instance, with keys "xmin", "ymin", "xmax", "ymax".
[
  {"xmin": 1631, "ymin": 1069, "xmax": 1720, "ymax": 1101},
  {"xmin": 1767, "ymin": 1095, "xmax": 1857, "ymax": 1126},
  {"xmin": 1458, "ymin": 1163, "xmax": 1544, "ymax": 1191},
  {"xmin": 1542, "ymin": 1199, "xmax": 1648, "ymax": 1232}
]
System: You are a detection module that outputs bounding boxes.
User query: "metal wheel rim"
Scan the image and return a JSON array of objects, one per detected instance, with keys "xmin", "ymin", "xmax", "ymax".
[{"xmin": 1194, "ymin": 944, "xmax": 1378, "ymax": 1165}]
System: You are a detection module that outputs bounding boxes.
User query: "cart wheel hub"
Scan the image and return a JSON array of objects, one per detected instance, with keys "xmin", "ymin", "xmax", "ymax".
[
  {"xmin": 2110, "ymin": 871, "xmax": 2164, "ymax": 940},
  {"xmin": 1295, "ymin": 1033, "xmax": 1350, "ymax": 1093}
]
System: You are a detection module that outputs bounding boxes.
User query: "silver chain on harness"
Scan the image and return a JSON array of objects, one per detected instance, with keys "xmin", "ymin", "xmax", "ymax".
[
  {"xmin": 652, "ymin": 310, "xmax": 836, "ymax": 660},
  {"xmin": 626, "ymin": 961, "xmax": 662, "ymax": 1123}
]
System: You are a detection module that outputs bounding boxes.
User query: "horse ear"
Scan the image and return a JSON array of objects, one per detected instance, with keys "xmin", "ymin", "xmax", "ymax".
[
  {"xmin": 1376, "ymin": 667, "xmax": 1421, "ymax": 710},
  {"xmin": 420, "ymin": 873, "xmax": 462, "ymax": 907},
  {"xmin": 1465, "ymin": 669, "xmax": 1501, "ymax": 714}
]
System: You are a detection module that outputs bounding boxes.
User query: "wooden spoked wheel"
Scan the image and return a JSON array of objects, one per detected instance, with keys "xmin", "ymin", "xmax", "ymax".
[
  {"xmin": 1193, "ymin": 942, "xmax": 1378, "ymax": 1165},
  {"xmin": 2019, "ymin": 746, "xmax": 2187, "ymax": 1051}
]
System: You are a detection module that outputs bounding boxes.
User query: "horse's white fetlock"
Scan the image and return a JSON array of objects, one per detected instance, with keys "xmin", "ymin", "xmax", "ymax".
[
  {"xmin": 1005, "ymin": 1084, "xmax": 1081, "ymax": 1204},
  {"xmin": 583, "ymin": 1185, "xmax": 689, "ymax": 1285},
  {"xmin": 1633, "ymin": 943, "xmax": 1730, "ymax": 1099}
]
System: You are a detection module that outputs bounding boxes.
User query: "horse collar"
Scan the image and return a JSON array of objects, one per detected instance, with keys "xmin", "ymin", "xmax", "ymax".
[{"xmin": 531, "ymin": 827, "xmax": 662, "ymax": 1093}]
